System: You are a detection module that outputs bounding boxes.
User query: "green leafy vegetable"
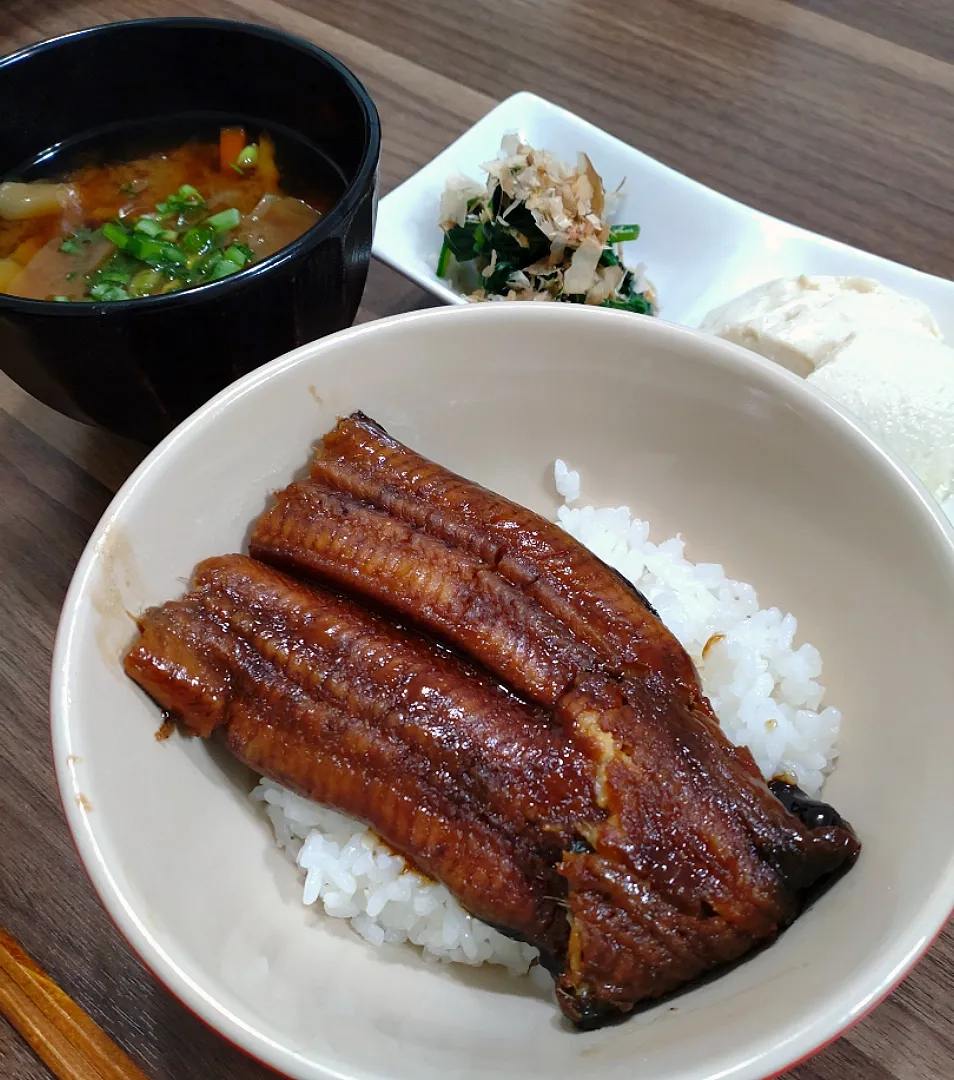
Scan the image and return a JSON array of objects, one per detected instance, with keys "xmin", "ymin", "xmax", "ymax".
[
  {"xmin": 87, "ymin": 250, "xmax": 138, "ymax": 296},
  {"xmin": 97, "ymin": 269, "xmax": 132, "ymax": 285},
  {"xmin": 444, "ymin": 223, "xmax": 481, "ymax": 261},
  {"xmin": 59, "ymin": 227, "xmax": 98, "ymax": 254},
  {"xmin": 437, "ymin": 139, "xmax": 653, "ymax": 314},
  {"xmin": 436, "ymin": 238, "xmax": 451, "ymax": 278},
  {"xmin": 484, "ymin": 258, "xmax": 517, "ymax": 293},
  {"xmin": 607, "ymin": 224, "xmax": 640, "ymax": 244},
  {"xmin": 600, "ymin": 293, "xmax": 653, "ymax": 315}
]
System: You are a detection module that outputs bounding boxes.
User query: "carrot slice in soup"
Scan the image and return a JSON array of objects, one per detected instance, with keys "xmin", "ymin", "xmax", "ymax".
[{"xmin": 219, "ymin": 127, "xmax": 246, "ymax": 172}]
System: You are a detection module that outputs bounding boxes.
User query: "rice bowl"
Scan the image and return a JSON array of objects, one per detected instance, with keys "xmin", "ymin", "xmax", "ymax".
[{"xmin": 52, "ymin": 303, "xmax": 954, "ymax": 1080}]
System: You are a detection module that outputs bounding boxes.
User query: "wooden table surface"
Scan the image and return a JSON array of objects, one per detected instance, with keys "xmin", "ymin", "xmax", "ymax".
[{"xmin": 1, "ymin": 1, "xmax": 953, "ymax": 1078}]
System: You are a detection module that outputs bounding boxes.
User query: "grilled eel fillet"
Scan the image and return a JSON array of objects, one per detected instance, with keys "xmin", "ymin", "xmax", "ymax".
[
  {"xmin": 243, "ymin": 413, "xmax": 860, "ymax": 1024},
  {"xmin": 125, "ymin": 557, "xmax": 854, "ymax": 1028},
  {"xmin": 126, "ymin": 555, "xmax": 594, "ymax": 964}
]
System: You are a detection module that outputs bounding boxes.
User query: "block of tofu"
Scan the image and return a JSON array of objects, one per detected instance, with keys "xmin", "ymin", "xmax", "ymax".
[{"xmin": 699, "ymin": 276, "xmax": 941, "ymax": 377}]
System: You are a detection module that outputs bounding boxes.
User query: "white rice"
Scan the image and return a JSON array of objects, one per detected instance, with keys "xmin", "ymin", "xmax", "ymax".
[
  {"xmin": 254, "ymin": 460, "xmax": 842, "ymax": 972},
  {"xmin": 251, "ymin": 782, "xmax": 539, "ymax": 974},
  {"xmin": 554, "ymin": 458, "xmax": 580, "ymax": 503},
  {"xmin": 553, "ymin": 461, "xmax": 840, "ymax": 796}
]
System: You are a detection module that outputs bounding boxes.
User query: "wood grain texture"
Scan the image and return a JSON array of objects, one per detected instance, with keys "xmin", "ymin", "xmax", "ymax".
[
  {"xmin": 0, "ymin": 926, "xmax": 151, "ymax": 1080},
  {"xmin": 0, "ymin": 1, "xmax": 951, "ymax": 1078}
]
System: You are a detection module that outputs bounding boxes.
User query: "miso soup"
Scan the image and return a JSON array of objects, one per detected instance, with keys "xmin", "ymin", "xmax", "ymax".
[{"xmin": 0, "ymin": 117, "xmax": 342, "ymax": 302}]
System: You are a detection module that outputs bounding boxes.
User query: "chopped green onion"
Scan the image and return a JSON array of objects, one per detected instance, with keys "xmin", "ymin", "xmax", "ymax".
[
  {"xmin": 206, "ymin": 207, "xmax": 241, "ymax": 233},
  {"xmin": 607, "ymin": 224, "xmax": 641, "ymax": 244},
  {"xmin": 74, "ymin": 179, "xmax": 262, "ymax": 301},
  {"xmin": 209, "ymin": 257, "xmax": 240, "ymax": 281},
  {"xmin": 229, "ymin": 163, "xmax": 244, "ymax": 175},
  {"xmin": 190, "ymin": 251, "xmax": 222, "ymax": 278},
  {"xmin": 436, "ymin": 238, "xmax": 451, "ymax": 278},
  {"xmin": 155, "ymin": 184, "xmax": 206, "ymax": 216},
  {"xmin": 157, "ymin": 242, "xmax": 188, "ymax": 267},
  {"xmin": 59, "ymin": 227, "xmax": 97, "ymax": 254},
  {"xmin": 90, "ymin": 282, "xmax": 130, "ymax": 302},
  {"xmin": 128, "ymin": 269, "xmax": 163, "ymax": 297},
  {"xmin": 237, "ymin": 144, "xmax": 259, "ymax": 168},
  {"xmin": 181, "ymin": 225, "xmax": 216, "ymax": 255},
  {"xmin": 125, "ymin": 235, "xmax": 163, "ymax": 262},
  {"xmin": 222, "ymin": 244, "xmax": 249, "ymax": 268},
  {"xmin": 102, "ymin": 222, "xmax": 130, "ymax": 249},
  {"xmin": 134, "ymin": 217, "xmax": 163, "ymax": 238},
  {"xmin": 52, "ymin": 295, "xmax": 71, "ymax": 302}
]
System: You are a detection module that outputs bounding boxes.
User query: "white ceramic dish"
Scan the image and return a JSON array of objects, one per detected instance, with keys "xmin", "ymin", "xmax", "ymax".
[
  {"xmin": 52, "ymin": 303, "xmax": 954, "ymax": 1080},
  {"xmin": 373, "ymin": 92, "xmax": 954, "ymax": 334}
]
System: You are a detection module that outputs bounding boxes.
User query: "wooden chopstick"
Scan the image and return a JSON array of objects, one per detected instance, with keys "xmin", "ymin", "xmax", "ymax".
[{"xmin": 0, "ymin": 927, "xmax": 149, "ymax": 1080}]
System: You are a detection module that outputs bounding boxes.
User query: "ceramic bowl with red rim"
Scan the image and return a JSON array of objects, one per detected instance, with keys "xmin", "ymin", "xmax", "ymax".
[{"xmin": 52, "ymin": 303, "xmax": 954, "ymax": 1080}]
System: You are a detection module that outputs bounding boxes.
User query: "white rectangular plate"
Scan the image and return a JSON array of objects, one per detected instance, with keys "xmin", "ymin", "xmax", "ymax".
[{"xmin": 373, "ymin": 91, "xmax": 954, "ymax": 334}]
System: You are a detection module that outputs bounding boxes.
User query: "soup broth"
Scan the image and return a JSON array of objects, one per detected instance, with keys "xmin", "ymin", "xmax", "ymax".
[{"xmin": 0, "ymin": 117, "xmax": 342, "ymax": 302}]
